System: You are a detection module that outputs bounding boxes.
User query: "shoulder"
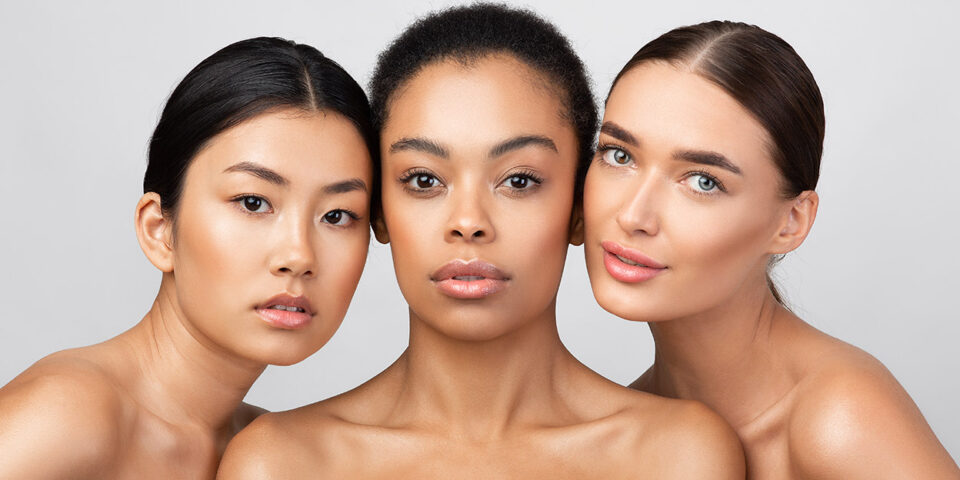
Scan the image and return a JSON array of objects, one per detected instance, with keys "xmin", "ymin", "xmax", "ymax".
[
  {"xmin": 218, "ymin": 404, "xmax": 358, "ymax": 479},
  {"xmin": 625, "ymin": 395, "xmax": 745, "ymax": 479},
  {"xmin": 789, "ymin": 346, "xmax": 959, "ymax": 478},
  {"xmin": 0, "ymin": 356, "xmax": 127, "ymax": 478}
]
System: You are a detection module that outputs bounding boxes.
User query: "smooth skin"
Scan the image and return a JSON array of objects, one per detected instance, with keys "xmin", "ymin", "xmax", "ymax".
[
  {"xmin": 584, "ymin": 61, "xmax": 960, "ymax": 479},
  {"xmin": 218, "ymin": 55, "xmax": 745, "ymax": 479},
  {"xmin": 0, "ymin": 110, "xmax": 372, "ymax": 479}
]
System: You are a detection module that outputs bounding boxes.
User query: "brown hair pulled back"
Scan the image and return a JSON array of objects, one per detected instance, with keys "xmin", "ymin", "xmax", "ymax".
[{"xmin": 610, "ymin": 21, "xmax": 825, "ymax": 303}]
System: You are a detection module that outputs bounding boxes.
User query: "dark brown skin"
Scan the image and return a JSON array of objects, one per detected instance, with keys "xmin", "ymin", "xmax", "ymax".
[
  {"xmin": 218, "ymin": 55, "xmax": 746, "ymax": 479},
  {"xmin": 0, "ymin": 111, "xmax": 373, "ymax": 479},
  {"xmin": 584, "ymin": 61, "xmax": 960, "ymax": 479}
]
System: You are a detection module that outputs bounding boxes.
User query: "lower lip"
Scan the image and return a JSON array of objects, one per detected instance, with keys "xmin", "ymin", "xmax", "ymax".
[
  {"xmin": 256, "ymin": 308, "xmax": 312, "ymax": 330},
  {"xmin": 434, "ymin": 278, "xmax": 506, "ymax": 299},
  {"xmin": 603, "ymin": 251, "xmax": 666, "ymax": 283}
]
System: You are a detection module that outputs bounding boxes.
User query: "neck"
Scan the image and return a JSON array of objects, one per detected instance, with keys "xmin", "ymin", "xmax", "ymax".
[
  {"xmin": 117, "ymin": 275, "xmax": 265, "ymax": 435},
  {"xmin": 392, "ymin": 299, "xmax": 577, "ymax": 439},
  {"xmin": 645, "ymin": 280, "xmax": 800, "ymax": 429}
]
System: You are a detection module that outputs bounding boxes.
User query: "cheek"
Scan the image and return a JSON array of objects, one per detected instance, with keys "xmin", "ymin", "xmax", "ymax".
[{"xmin": 314, "ymin": 230, "xmax": 370, "ymax": 310}]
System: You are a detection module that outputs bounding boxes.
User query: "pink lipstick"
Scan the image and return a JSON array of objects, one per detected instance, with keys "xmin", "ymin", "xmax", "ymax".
[
  {"xmin": 431, "ymin": 260, "xmax": 509, "ymax": 299},
  {"xmin": 256, "ymin": 294, "xmax": 314, "ymax": 330},
  {"xmin": 601, "ymin": 240, "xmax": 667, "ymax": 283}
]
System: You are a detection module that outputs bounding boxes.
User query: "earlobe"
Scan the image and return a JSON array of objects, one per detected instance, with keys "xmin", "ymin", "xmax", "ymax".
[
  {"xmin": 568, "ymin": 205, "xmax": 584, "ymax": 246},
  {"xmin": 372, "ymin": 213, "xmax": 390, "ymax": 244},
  {"xmin": 135, "ymin": 193, "xmax": 175, "ymax": 272},
  {"xmin": 770, "ymin": 190, "xmax": 819, "ymax": 254}
]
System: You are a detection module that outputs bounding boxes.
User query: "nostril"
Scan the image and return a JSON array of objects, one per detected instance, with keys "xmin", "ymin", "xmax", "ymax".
[
  {"xmin": 279, "ymin": 267, "xmax": 291, "ymax": 273},
  {"xmin": 472, "ymin": 231, "xmax": 485, "ymax": 238}
]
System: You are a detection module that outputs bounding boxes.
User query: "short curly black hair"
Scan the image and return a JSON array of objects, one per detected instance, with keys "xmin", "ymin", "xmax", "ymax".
[{"xmin": 369, "ymin": 3, "xmax": 598, "ymax": 197}]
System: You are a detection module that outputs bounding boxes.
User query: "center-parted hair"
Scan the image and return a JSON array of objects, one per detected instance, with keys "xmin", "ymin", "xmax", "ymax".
[
  {"xmin": 369, "ymin": 3, "xmax": 598, "ymax": 197},
  {"xmin": 144, "ymin": 37, "xmax": 378, "ymax": 220}
]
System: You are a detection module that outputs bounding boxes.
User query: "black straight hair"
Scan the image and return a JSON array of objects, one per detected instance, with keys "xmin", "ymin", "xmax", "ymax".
[
  {"xmin": 610, "ymin": 21, "xmax": 825, "ymax": 304},
  {"xmin": 144, "ymin": 36, "xmax": 378, "ymax": 220},
  {"xmin": 369, "ymin": 3, "xmax": 597, "ymax": 198}
]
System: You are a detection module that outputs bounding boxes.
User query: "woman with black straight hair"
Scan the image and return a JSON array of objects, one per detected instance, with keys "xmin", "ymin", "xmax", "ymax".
[
  {"xmin": 219, "ymin": 5, "xmax": 745, "ymax": 479},
  {"xmin": 0, "ymin": 37, "xmax": 377, "ymax": 478}
]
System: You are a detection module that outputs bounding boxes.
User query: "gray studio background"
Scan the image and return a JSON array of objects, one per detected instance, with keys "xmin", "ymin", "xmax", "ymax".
[{"xmin": 1, "ymin": 0, "xmax": 957, "ymax": 461}]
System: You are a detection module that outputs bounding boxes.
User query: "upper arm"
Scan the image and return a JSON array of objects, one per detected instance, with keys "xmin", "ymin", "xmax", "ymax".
[
  {"xmin": 639, "ymin": 401, "xmax": 745, "ymax": 480},
  {"xmin": 0, "ymin": 371, "xmax": 122, "ymax": 479},
  {"xmin": 790, "ymin": 364, "xmax": 960, "ymax": 479},
  {"xmin": 218, "ymin": 414, "xmax": 307, "ymax": 479}
]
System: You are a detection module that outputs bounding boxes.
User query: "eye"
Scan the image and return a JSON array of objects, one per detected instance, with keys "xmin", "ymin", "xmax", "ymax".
[
  {"xmin": 501, "ymin": 173, "xmax": 541, "ymax": 191},
  {"xmin": 683, "ymin": 173, "xmax": 724, "ymax": 194},
  {"xmin": 399, "ymin": 169, "xmax": 444, "ymax": 195},
  {"xmin": 321, "ymin": 209, "xmax": 357, "ymax": 226},
  {"xmin": 600, "ymin": 146, "xmax": 632, "ymax": 166},
  {"xmin": 237, "ymin": 195, "xmax": 272, "ymax": 213}
]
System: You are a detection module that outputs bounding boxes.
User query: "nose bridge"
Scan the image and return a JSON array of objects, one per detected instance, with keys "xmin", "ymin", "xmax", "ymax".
[
  {"xmin": 617, "ymin": 170, "xmax": 662, "ymax": 236},
  {"xmin": 272, "ymin": 208, "xmax": 317, "ymax": 277},
  {"xmin": 446, "ymin": 179, "xmax": 494, "ymax": 243}
]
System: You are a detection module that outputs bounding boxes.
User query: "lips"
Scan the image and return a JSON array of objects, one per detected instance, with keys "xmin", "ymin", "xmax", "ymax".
[
  {"xmin": 601, "ymin": 240, "xmax": 667, "ymax": 283},
  {"xmin": 430, "ymin": 260, "xmax": 509, "ymax": 299},
  {"xmin": 256, "ymin": 294, "xmax": 314, "ymax": 330}
]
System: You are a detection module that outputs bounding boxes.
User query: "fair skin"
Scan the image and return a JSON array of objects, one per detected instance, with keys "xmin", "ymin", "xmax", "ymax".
[
  {"xmin": 584, "ymin": 61, "xmax": 960, "ymax": 479},
  {"xmin": 0, "ymin": 109, "xmax": 372, "ymax": 479},
  {"xmin": 218, "ymin": 55, "xmax": 745, "ymax": 479}
]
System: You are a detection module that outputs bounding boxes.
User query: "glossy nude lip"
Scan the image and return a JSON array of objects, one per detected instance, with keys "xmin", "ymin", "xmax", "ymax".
[
  {"xmin": 430, "ymin": 259, "xmax": 509, "ymax": 299},
  {"xmin": 256, "ymin": 294, "xmax": 314, "ymax": 330},
  {"xmin": 601, "ymin": 240, "xmax": 667, "ymax": 283}
]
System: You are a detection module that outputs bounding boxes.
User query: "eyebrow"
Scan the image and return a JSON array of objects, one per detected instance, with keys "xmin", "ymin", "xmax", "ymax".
[
  {"xmin": 223, "ymin": 161, "xmax": 288, "ymax": 186},
  {"xmin": 323, "ymin": 178, "xmax": 368, "ymax": 194},
  {"xmin": 489, "ymin": 135, "xmax": 558, "ymax": 157},
  {"xmin": 390, "ymin": 137, "xmax": 449, "ymax": 158},
  {"xmin": 599, "ymin": 122, "xmax": 639, "ymax": 147},
  {"xmin": 673, "ymin": 150, "xmax": 743, "ymax": 175}
]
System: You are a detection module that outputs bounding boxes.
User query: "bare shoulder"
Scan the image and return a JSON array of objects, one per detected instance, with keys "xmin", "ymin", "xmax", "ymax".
[
  {"xmin": 617, "ymin": 392, "xmax": 745, "ymax": 479},
  {"xmin": 0, "ymin": 352, "xmax": 127, "ymax": 479},
  {"xmin": 789, "ymin": 343, "xmax": 959, "ymax": 479},
  {"xmin": 218, "ymin": 401, "xmax": 363, "ymax": 479}
]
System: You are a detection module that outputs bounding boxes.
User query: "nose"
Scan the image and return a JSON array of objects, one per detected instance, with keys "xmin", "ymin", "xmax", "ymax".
[
  {"xmin": 616, "ymin": 174, "xmax": 661, "ymax": 237},
  {"xmin": 445, "ymin": 186, "xmax": 495, "ymax": 244},
  {"xmin": 270, "ymin": 215, "xmax": 317, "ymax": 278}
]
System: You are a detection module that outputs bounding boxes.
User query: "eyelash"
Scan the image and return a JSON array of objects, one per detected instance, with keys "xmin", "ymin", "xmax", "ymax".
[
  {"xmin": 683, "ymin": 170, "xmax": 727, "ymax": 195},
  {"xmin": 398, "ymin": 168, "xmax": 443, "ymax": 196},
  {"xmin": 499, "ymin": 168, "xmax": 544, "ymax": 194},
  {"xmin": 231, "ymin": 195, "xmax": 361, "ymax": 227}
]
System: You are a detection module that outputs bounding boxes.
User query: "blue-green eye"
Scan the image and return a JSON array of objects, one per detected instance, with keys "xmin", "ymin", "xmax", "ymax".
[
  {"xmin": 601, "ymin": 147, "xmax": 632, "ymax": 166},
  {"xmin": 239, "ymin": 195, "xmax": 271, "ymax": 213},
  {"xmin": 684, "ymin": 173, "xmax": 723, "ymax": 194}
]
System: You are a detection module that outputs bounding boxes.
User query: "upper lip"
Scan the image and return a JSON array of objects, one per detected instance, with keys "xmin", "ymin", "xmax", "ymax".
[
  {"xmin": 258, "ymin": 293, "xmax": 314, "ymax": 315},
  {"xmin": 430, "ymin": 259, "xmax": 509, "ymax": 281},
  {"xmin": 601, "ymin": 241, "xmax": 667, "ymax": 269}
]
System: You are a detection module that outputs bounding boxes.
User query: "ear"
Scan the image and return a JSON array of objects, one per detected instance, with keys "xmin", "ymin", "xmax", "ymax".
[
  {"xmin": 135, "ymin": 192, "xmax": 175, "ymax": 272},
  {"xmin": 371, "ymin": 209, "xmax": 390, "ymax": 244},
  {"xmin": 769, "ymin": 190, "xmax": 818, "ymax": 255},
  {"xmin": 568, "ymin": 200, "xmax": 584, "ymax": 246}
]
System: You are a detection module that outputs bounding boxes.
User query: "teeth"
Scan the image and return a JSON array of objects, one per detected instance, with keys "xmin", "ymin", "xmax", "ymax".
[
  {"xmin": 616, "ymin": 254, "xmax": 647, "ymax": 268},
  {"xmin": 269, "ymin": 305, "xmax": 305, "ymax": 313},
  {"xmin": 453, "ymin": 275, "xmax": 484, "ymax": 281}
]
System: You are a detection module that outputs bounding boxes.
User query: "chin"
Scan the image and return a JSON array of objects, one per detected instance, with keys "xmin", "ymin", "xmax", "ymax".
[{"xmin": 421, "ymin": 310, "xmax": 530, "ymax": 342}]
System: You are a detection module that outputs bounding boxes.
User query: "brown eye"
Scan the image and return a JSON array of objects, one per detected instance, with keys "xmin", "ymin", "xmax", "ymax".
[
  {"xmin": 239, "ymin": 195, "xmax": 271, "ymax": 213},
  {"xmin": 415, "ymin": 174, "xmax": 436, "ymax": 189},
  {"xmin": 322, "ymin": 209, "xmax": 353, "ymax": 226},
  {"xmin": 508, "ymin": 176, "xmax": 529, "ymax": 189},
  {"xmin": 601, "ymin": 147, "xmax": 631, "ymax": 166}
]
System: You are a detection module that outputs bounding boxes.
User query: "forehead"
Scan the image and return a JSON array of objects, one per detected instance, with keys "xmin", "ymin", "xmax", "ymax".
[
  {"xmin": 605, "ymin": 62, "xmax": 773, "ymax": 164},
  {"xmin": 192, "ymin": 109, "xmax": 372, "ymax": 180},
  {"xmin": 383, "ymin": 55, "xmax": 573, "ymax": 146}
]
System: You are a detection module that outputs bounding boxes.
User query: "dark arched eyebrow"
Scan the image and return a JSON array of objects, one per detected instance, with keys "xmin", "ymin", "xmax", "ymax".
[
  {"xmin": 599, "ymin": 122, "xmax": 639, "ymax": 147},
  {"xmin": 489, "ymin": 135, "xmax": 557, "ymax": 157},
  {"xmin": 673, "ymin": 150, "xmax": 742, "ymax": 175},
  {"xmin": 223, "ymin": 161, "xmax": 288, "ymax": 186},
  {"xmin": 390, "ymin": 137, "xmax": 449, "ymax": 158},
  {"xmin": 323, "ymin": 178, "xmax": 368, "ymax": 194}
]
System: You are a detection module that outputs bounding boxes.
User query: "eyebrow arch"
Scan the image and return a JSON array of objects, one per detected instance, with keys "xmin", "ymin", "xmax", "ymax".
[
  {"xmin": 599, "ymin": 122, "xmax": 640, "ymax": 147},
  {"xmin": 223, "ymin": 161, "xmax": 288, "ymax": 186},
  {"xmin": 389, "ymin": 137, "xmax": 449, "ymax": 158},
  {"xmin": 323, "ymin": 178, "xmax": 368, "ymax": 194},
  {"xmin": 489, "ymin": 135, "xmax": 558, "ymax": 158},
  {"xmin": 673, "ymin": 150, "xmax": 743, "ymax": 175}
]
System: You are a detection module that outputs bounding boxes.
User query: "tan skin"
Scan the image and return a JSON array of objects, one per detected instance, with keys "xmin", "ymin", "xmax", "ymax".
[
  {"xmin": 584, "ymin": 61, "xmax": 960, "ymax": 479},
  {"xmin": 0, "ymin": 110, "xmax": 372, "ymax": 479},
  {"xmin": 218, "ymin": 55, "xmax": 745, "ymax": 480}
]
